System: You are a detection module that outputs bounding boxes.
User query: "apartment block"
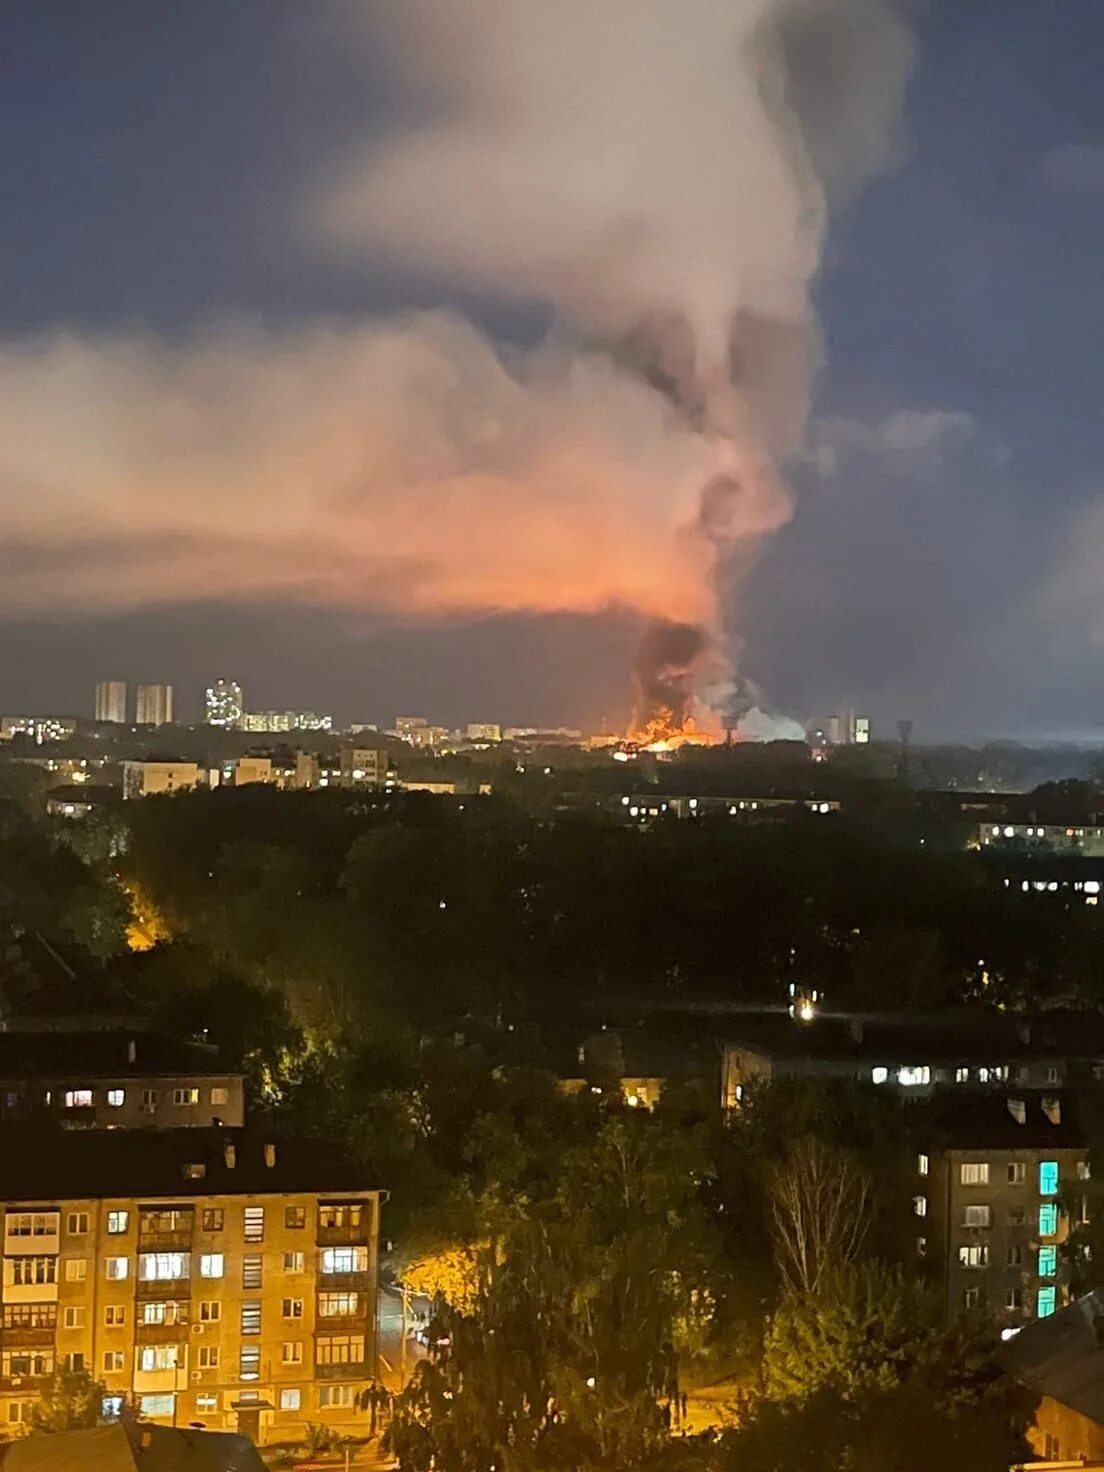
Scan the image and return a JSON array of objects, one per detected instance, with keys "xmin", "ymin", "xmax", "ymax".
[
  {"xmin": 122, "ymin": 762, "xmax": 201, "ymax": 800},
  {"xmin": 913, "ymin": 1092, "xmax": 1087, "ymax": 1332},
  {"xmin": 0, "ymin": 1129, "xmax": 380, "ymax": 1445},
  {"xmin": 0, "ymin": 1030, "xmax": 244, "ymax": 1130}
]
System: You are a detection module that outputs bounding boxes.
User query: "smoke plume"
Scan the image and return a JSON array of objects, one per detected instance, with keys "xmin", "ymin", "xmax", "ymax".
[{"xmin": 1, "ymin": 1, "xmax": 914, "ymax": 724}]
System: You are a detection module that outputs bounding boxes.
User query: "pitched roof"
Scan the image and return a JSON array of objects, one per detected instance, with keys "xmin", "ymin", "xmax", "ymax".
[
  {"xmin": 1003, "ymin": 1290, "xmax": 1104, "ymax": 1428},
  {"xmin": 0, "ymin": 1422, "xmax": 266, "ymax": 1472},
  {"xmin": 0, "ymin": 1127, "xmax": 380, "ymax": 1201}
]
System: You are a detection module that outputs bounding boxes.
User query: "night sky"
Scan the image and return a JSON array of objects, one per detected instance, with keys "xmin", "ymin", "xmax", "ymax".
[{"xmin": 4, "ymin": 1, "xmax": 1104, "ymax": 739}]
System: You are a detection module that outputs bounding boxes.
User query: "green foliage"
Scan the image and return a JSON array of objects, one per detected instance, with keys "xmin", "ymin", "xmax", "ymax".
[{"xmin": 27, "ymin": 1367, "xmax": 106, "ymax": 1433}]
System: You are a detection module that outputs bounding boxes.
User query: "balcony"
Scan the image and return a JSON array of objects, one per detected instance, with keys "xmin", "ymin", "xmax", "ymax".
[
  {"xmin": 138, "ymin": 1229, "xmax": 193, "ymax": 1252},
  {"xmin": 315, "ymin": 1311, "xmax": 369, "ymax": 1332},
  {"xmin": 136, "ymin": 1278, "xmax": 192, "ymax": 1301},
  {"xmin": 0, "ymin": 1327, "xmax": 56, "ymax": 1347},
  {"xmin": 315, "ymin": 1360, "xmax": 369, "ymax": 1381},
  {"xmin": 135, "ymin": 1321, "xmax": 189, "ymax": 1346},
  {"xmin": 316, "ymin": 1270, "xmax": 372, "ymax": 1294},
  {"xmin": 317, "ymin": 1222, "xmax": 371, "ymax": 1248},
  {"xmin": 0, "ymin": 1374, "xmax": 52, "ymax": 1392}
]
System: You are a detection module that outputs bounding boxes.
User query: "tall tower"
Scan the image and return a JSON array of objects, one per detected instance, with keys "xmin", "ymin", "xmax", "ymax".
[
  {"xmin": 135, "ymin": 684, "xmax": 174, "ymax": 727},
  {"xmin": 205, "ymin": 680, "xmax": 243, "ymax": 729},
  {"xmin": 94, "ymin": 681, "xmax": 127, "ymax": 724}
]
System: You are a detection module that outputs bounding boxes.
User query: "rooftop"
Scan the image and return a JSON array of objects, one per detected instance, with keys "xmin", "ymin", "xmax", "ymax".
[
  {"xmin": 0, "ymin": 1421, "xmax": 265, "ymax": 1472},
  {"xmin": 920, "ymin": 1088, "xmax": 1085, "ymax": 1150},
  {"xmin": 0, "ymin": 1127, "xmax": 380, "ymax": 1201},
  {"xmin": 722, "ymin": 1009, "xmax": 1104, "ymax": 1064},
  {"xmin": 0, "ymin": 1028, "xmax": 240, "ymax": 1080},
  {"xmin": 1004, "ymin": 1290, "xmax": 1104, "ymax": 1429}
]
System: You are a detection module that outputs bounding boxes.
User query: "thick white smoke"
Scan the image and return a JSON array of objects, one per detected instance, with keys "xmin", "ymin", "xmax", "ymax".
[{"xmin": 0, "ymin": 0, "xmax": 914, "ymax": 720}]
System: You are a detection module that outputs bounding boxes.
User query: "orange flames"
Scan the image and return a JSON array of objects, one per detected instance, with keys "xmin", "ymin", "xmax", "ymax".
[{"xmin": 623, "ymin": 705, "xmax": 721, "ymax": 754}]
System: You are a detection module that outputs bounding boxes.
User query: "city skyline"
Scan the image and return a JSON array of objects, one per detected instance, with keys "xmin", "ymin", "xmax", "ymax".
[{"xmin": 3, "ymin": 6, "xmax": 1104, "ymax": 739}]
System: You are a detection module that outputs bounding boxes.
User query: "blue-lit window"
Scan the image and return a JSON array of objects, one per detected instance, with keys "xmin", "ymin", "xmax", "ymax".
[
  {"xmin": 1039, "ymin": 1161, "xmax": 1059, "ymax": 1196},
  {"xmin": 1038, "ymin": 1246, "xmax": 1057, "ymax": 1278},
  {"xmin": 1036, "ymin": 1287, "xmax": 1056, "ymax": 1319},
  {"xmin": 1039, "ymin": 1204, "xmax": 1059, "ymax": 1237},
  {"xmin": 139, "ymin": 1393, "xmax": 174, "ymax": 1418}
]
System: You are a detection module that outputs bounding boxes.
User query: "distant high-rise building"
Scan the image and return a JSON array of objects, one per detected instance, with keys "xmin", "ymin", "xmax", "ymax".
[
  {"xmin": 94, "ymin": 681, "xmax": 127, "ymax": 724},
  {"xmin": 205, "ymin": 679, "xmax": 243, "ymax": 728},
  {"xmin": 135, "ymin": 683, "xmax": 174, "ymax": 727},
  {"xmin": 238, "ymin": 710, "xmax": 333, "ymax": 733},
  {"xmin": 466, "ymin": 723, "xmax": 502, "ymax": 743}
]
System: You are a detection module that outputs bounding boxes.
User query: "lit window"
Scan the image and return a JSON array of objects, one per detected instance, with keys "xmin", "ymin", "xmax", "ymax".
[
  {"xmin": 960, "ymin": 1163, "xmax": 989, "ymax": 1186},
  {"xmin": 105, "ymin": 1257, "xmax": 128, "ymax": 1281},
  {"xmin": 1038, "ymin": 1246, "xmax": 1058, "ymax": 1278},
  {"xmin": 138, "ymin": 1253, "xmax": 185, "ymax": 1282},
  {"xmin": 196, "ymin": 1393, "xmax": 218, "ymax": 1412},
  {"xmin": 282, "ymin": 1298, "xmax": 303, "ymax": 1319},
  {"xmin": 7, "ymin": 1256, "xmax": 55, "ymax": 1286},
  {"xmin": 242, "ymin": 1255, "xmax": 263, "ymax": 1289},
  {"xmin": 897, "ymin": 1066, "xmax": 930, "ymax": 1087},
  {"xmin": 321, "ymin": 1247, "xmax": 368, "ymax": 1274},
  {"xmin": 1039, "ymin": 1161, "xmax": 1059, "ymax": 1196},
  {"xmin": 955, "ymin": 1067, "xmax": 969, "ymax": 1083},
  {"xmin": 210, "ymin": 1087, "xmax": 229, "ymax": 1107},
  {"xmin": 243, "ymin": 1207, "xmax": 264, "ymax": 1243},
  {"xmin": 871, "ymin": 1067, "xmax": 888, "ymax": 1085},
  {"xmin": 63, "ymin": 1089, "xmax": 93, "ymax": 1108},
  {"xmin": 285, "ymin": 1206, "xmax": 306, "ymax": 1230},
  {"xmin": 66, "ymin": 1212, "xmax": 89, "ymax": 1235},
  {"xmin": 201, "ymin": 1209, "xmax": 223, "ymax": 1232},
  {"xmin": 107, "ymin": 1211, "xmax": 129, "ymax": 1235},
  {"xmin": 913, "ymin": 1196, "xmax": 927, "ymax": 1218},
  {"xmin": 65, "ymin": 1258, "xmax": 87, "ymax": 1282},
  {"xmin": 958, "ymin": 1244, "xmax": 989, "ymax": 1268},
  {"xmin": 963, "ymin": 1205, "xmax": 991, "ymax": 1228},
  {"xmin": 1037, "ymin": 1287, "xmax": 1057, "ymax": 1319},
  {"xmin": 917, "ymin": 1236, "xmax": 927, "ymax": 1257},
  {"xmin": 241, "ymin": 1302, "xmax": 261, "ymax": 1336},
  {"xmin": 1039, "ymin": 1204, "xmax": 1059, "ymax": 1238},
  {"xmin": 319, "ymin": 1385, "xmax": 354, "ymax": 1408},
  {"xmin": 319, "ymin": 1292, "xmax": 359, "ymax": 1318},
  {"xmin": 1007, "ymin": 1163, "xmax": 1026, "ymax": 1185},
  {"xmin": 172, "ymin": 1088, "xmax": 199, "ymax": 1106},
  {"xmin": 240, "ymin": 1347, "xmax": 260, "ymax": 1382},
  {"xmin": 918, "ymin": 1153, "xmax": 929, "ymax": 1177},
  {"xmin": 103, "ymin": 1351, "xmax": 125, "ymax": 1372},
  {"xmin": 139, "ymin": 1394, "xmax": 174, "ymax": 1419},
  {"xmin": 316, "ymin": 1334, "xmax": 364, "ymax": 1366},
  {"xmin": 199, "ymin": 1255, "xmax": 224, "ymax": 1279},
  {"xmin": 283, "ymin": 1251, "xmax": 305, "ymax": 1274},
  {"xmin": 281, "ymin": 1342, "xmax": 303, "ymax": 1365},
  {"xmin": 280, "ymin": 1388, "xmax": 301, "ymax": 1411},
  {"xmin": 139, "ymin": 1346, "xmax": 179, "ymax": 1373},
  {"xmin": 107, "ymin": 1089, "xmax": 125, "ymax": 1108}
]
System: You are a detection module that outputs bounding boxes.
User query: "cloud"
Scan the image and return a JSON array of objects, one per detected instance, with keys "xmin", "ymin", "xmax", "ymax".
[{"xmin": 1037, "ymin": 142, "xmax": 1104, "ymax": 198}]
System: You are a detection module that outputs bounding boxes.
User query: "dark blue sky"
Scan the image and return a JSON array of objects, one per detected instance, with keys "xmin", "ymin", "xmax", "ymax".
[{"xmin": 4, "ymin": 1, "xmax": 1104, "ymax": 737}]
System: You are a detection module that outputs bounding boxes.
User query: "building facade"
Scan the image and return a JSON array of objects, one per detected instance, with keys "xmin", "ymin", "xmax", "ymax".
[
  {"xmin": 135, "ymin": 686, "xmax": 174, "ymax": 727},
  {"xmin": 0, "ymin": 1130, "xmax": 381, "ymax": 1446},
  {"xmin": 95, "ymin": 683, "xmax": 127, "ymax": 725},
  {"xmin": 339, "ymin": 746, "xmax": 390, "ymax": 788},
  {"xmin": 205, "ymin": 682, "xmax": 244, "ymax": 730},
  {"xmin": 123, "ymin": 763, "xmax": 201, "ymax": 800},
  {"xmin": 914, "ymin": 1093, "xmax": 1087, "ymax": 1332},
  {"xmin": 0, "ymin": 1031, "xmax": 244, "ymax": 1131}
]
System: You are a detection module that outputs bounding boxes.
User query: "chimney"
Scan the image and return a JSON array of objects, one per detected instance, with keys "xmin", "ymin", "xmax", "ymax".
[
  {"xmin": 1007, "ymin": 1098, "xmax": 1027, "ymax": 1125},
  {"xmin": 1043, "ymin": 1097, "xmax": 1062, "ymax": 1126},
  {"xmin": 127, "ymin": 1038, "xmax": 136, "ymax": 1064},
  {"xmin": 849, "ymin": 1019, "xmax": 864, "ymax": 1045},
  {"xmin": 223, "ymin": 1141, "xmax": 236, "ymax": 1170},
  {"xmin": 264, "ymin": 1142, "xmax": 276, "ymax": 1169}
]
